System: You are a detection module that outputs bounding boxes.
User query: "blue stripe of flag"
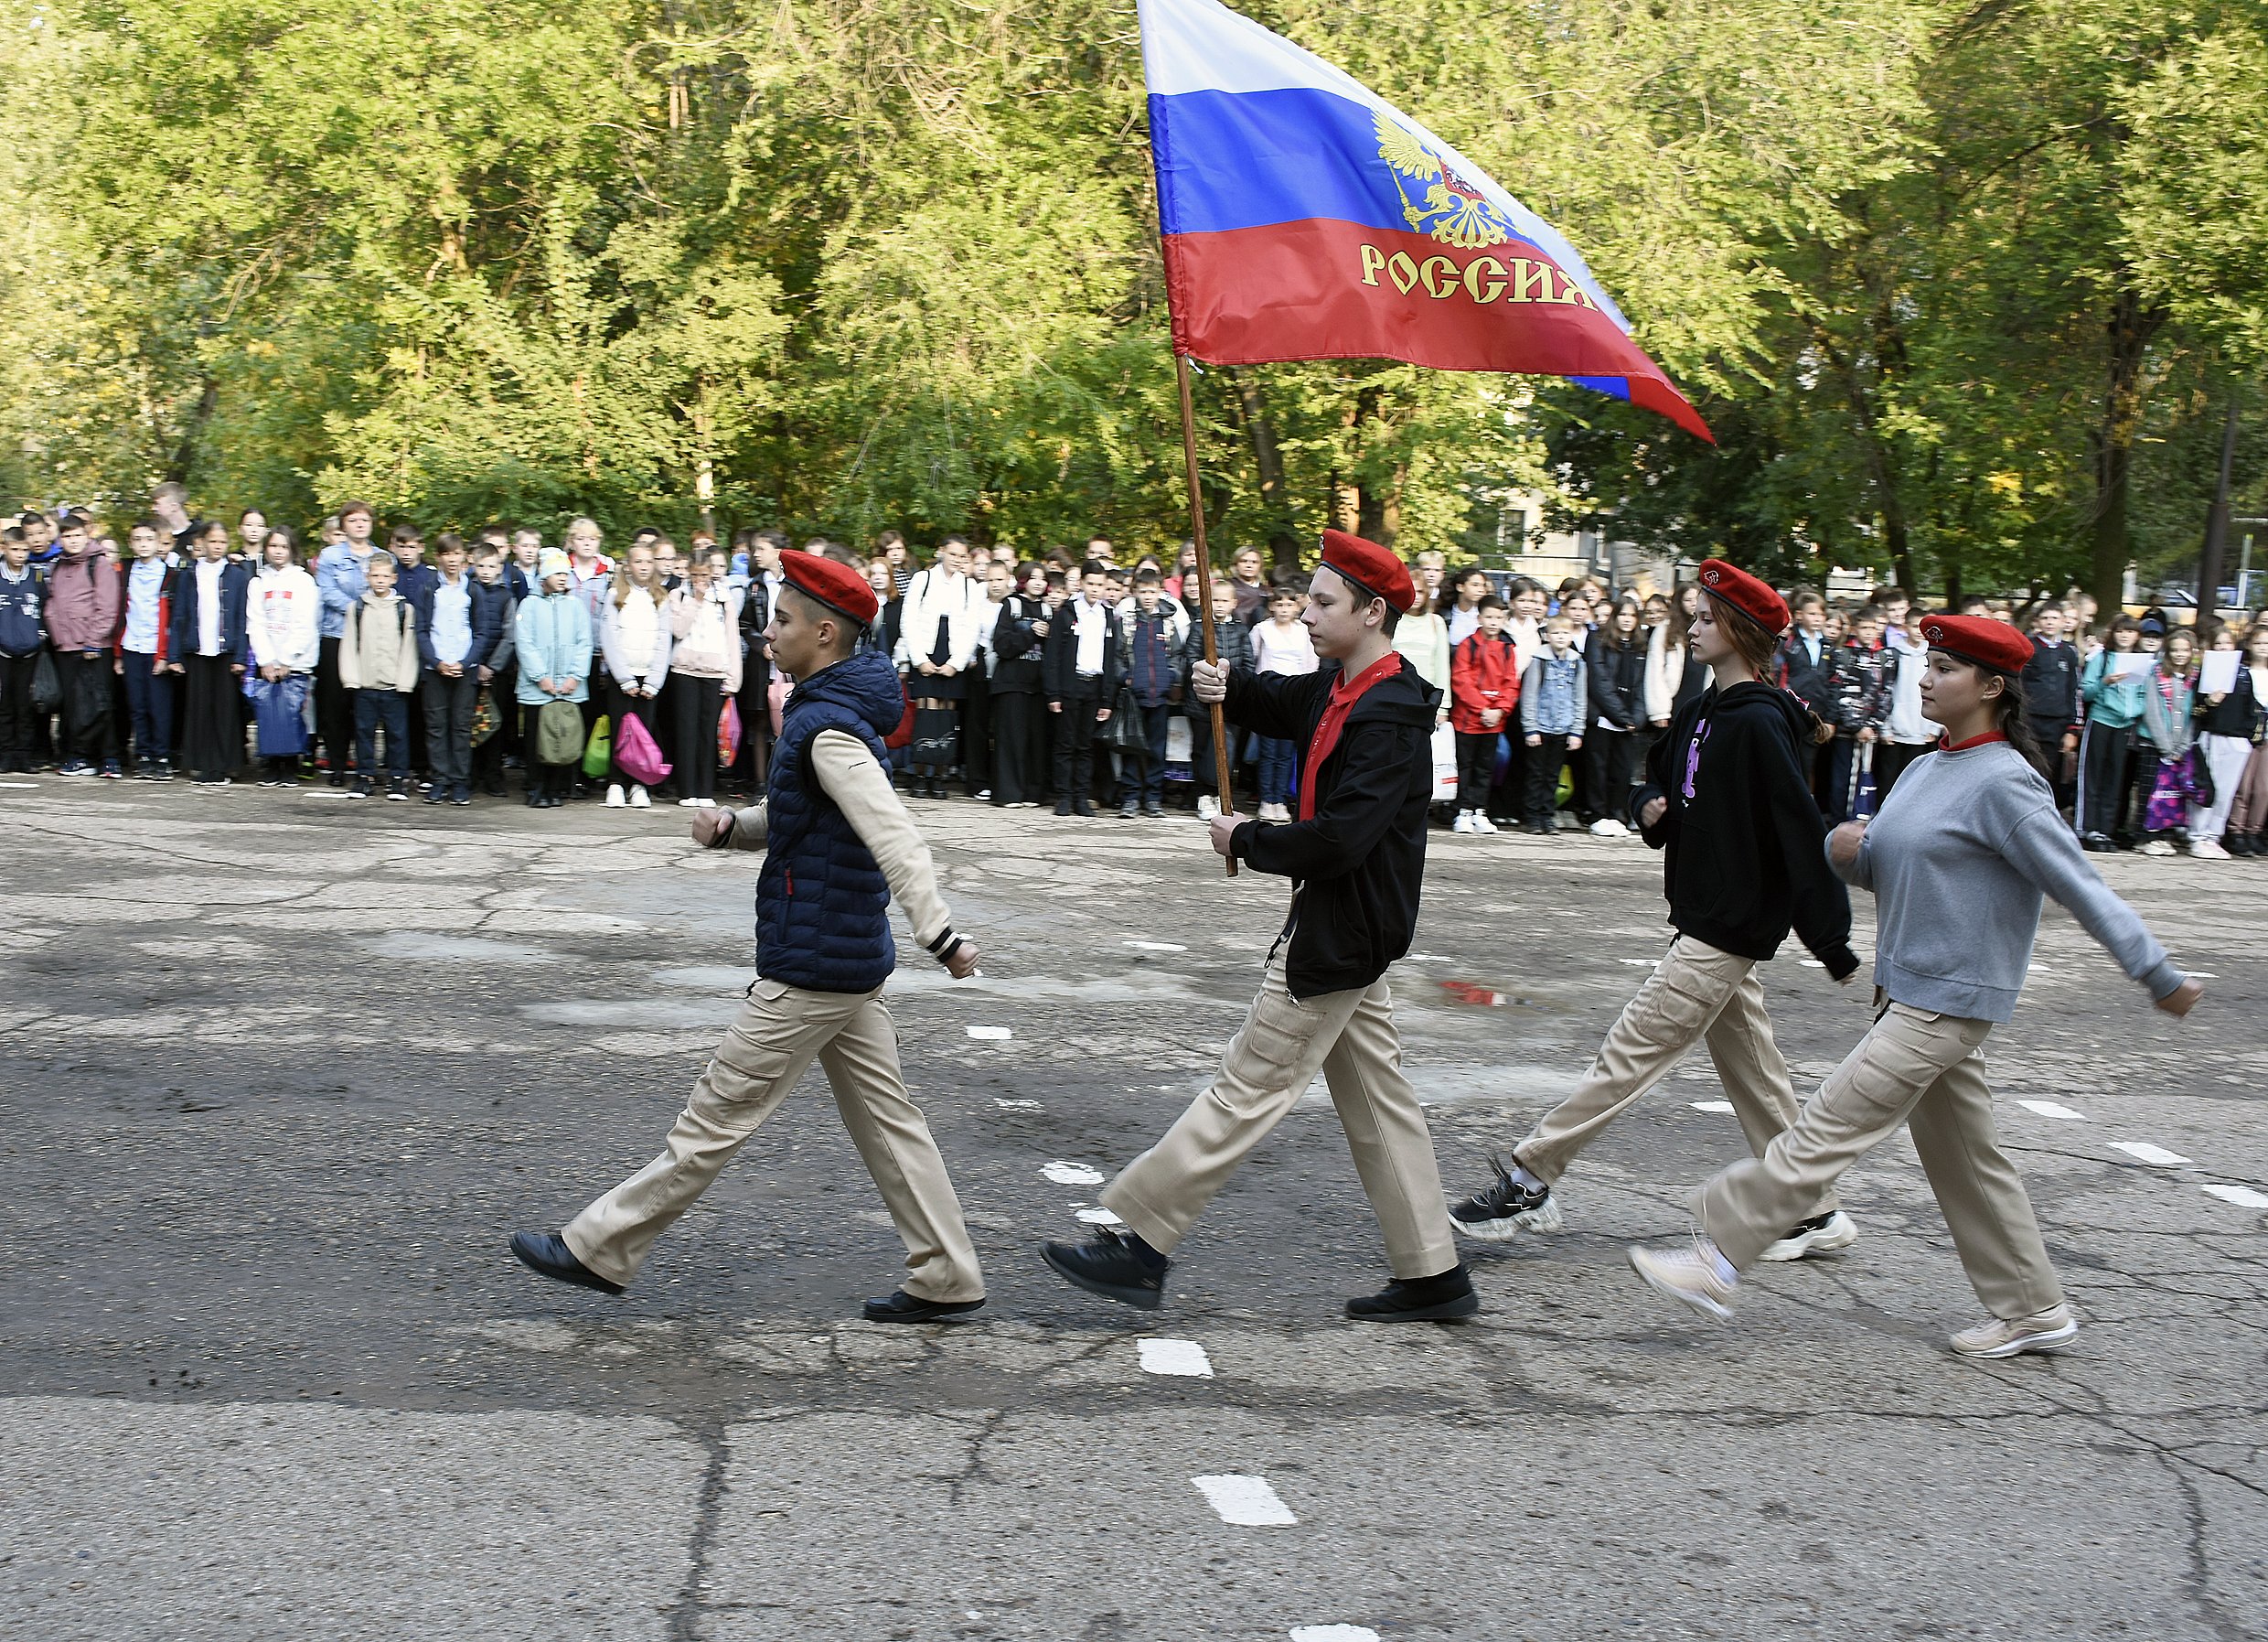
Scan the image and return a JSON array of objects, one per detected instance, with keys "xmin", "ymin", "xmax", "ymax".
[{"xmin": 1150, "ymin": 87, "xmax": 1544, "ymax": 249}]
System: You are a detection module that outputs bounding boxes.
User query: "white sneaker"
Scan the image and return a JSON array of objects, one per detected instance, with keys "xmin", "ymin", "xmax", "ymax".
[
  {"xmin": 1949, "ymin": 1304, "xmax": 2078, "ymax": 1359},
  {"xmin": 677, "ymin": 797, "xmax": 703, "ymax": 807},
  {"xmin": 1451, "ymin": 810, "xmax": 1475, "ymax": 833},
  {"xmin": 604, "ymin": 783, "xmax": 627, "ymax": 808},
  {"xmin": 1471, "ymin": 812, "xmax": 1498, "ymax": 834},
  {"xmin": 629, "ymin": 784, "xmax": 651, "ymax": 809},
  {"xmin": 2190, "ymin": 838, "xmax": 2231, "ymax": 860},
  {"xmin": 2136, "ymin": 838, "xmax": 2176, "ymax": 856},
  {"xmin": 1196, "ymin": 795, "xmax": 1219, "ymax": 821},
  {"xmin": 693, "ymin": 797, "xmax": 715, "ymax": 809},
  {"xmin": 1590, "ymin": 818, "xmax": 1630, "ymax": 838},
  {"xmin": 1760, "ymin": 1209, "xmax": 1859, "ymax": 1262},
  {"xmin": 1628, "ymin": 1233, "xmax": 1739, "ymax": 1322}
]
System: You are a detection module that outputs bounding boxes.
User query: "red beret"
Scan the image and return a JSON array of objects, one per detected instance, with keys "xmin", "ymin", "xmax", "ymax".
[
  {"xmin": 1695, "ymin": 558, "xmax": 1789, "ymax": 636},
  {"xmin": 1319, "ymin": 529, "xmax": 1416, "ymax": 614},
  {"xmin": 1918, "ymin": 612, "xmax": 2031, "ymax": 675},
  {"xmin": 779, "ymin": 549, "xmax": 878, "ymax": 626}
]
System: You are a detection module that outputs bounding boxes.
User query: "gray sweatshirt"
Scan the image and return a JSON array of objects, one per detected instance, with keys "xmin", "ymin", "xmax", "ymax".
[{"xmin": 1833, "ymin": 739, "xmax": 2185, "ymax": 1022}]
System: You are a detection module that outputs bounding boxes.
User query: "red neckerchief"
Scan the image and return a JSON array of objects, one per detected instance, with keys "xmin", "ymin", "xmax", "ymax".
[
  {"xmin": 1297, "ymin": 652, "xmax": 1405, "ymax": 821},
  {"xmin": 1939, "ymin": 729, "xmax": 2009, "ymax": 752}
]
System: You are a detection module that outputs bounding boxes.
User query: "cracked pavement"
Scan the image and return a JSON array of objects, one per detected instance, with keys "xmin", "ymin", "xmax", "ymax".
[{"xmin": 1, "ymin": 778, "xmax": 2263, "ymax": 1640}]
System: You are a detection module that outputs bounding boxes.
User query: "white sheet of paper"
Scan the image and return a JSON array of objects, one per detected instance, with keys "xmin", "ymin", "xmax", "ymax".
[
  {"xmin": 2108, "ymin": 651, "xmax": 2153, "ymax": 678},
  {"xmin": 2198, "ymin": 649, "xmax": 2241, "ymax": 694}
]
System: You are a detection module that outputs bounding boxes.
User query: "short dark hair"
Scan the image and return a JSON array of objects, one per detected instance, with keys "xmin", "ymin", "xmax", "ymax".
[
  {"xmin": 1790, "ymin": 587, "xmax": 1825, "ymax": 612},
  {"xmin": 1080, "ymin": 558, "xmax": 1113, "ymax": 580},
  {"xmin": 1134, "ymin": 566, "xmax": 1162, "ymax": 586},
  {"xmin": 433, "ymin": 532, "xmax": 466, "ymax": 555},
  {"xmin": 1478, "ymin": 594, "xmax": 1508, "ymax": 614},
  {"xmin": 390, "ymin": 522, "xmax": 423, "ymax": 546},
  {"xmin": 782, "ymin": 582, "xmax": 866, "ymax": 646}
]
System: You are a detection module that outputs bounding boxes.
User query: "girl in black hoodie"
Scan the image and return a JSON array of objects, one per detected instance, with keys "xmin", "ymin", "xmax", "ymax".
[{"xmin": 1449, "ymin": 561, "xmax": 1862, "ymax": 1262}]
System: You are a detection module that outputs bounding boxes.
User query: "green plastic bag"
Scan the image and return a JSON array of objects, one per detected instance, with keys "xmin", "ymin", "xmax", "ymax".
[{"xmin": 581, "ymin": 714, "xmax": 614, "ymax": 778}]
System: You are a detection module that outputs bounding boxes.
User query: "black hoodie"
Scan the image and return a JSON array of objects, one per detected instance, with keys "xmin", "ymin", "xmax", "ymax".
[
  {"xmin": 1225, "ymin": 654, "xmax": 1439, "ymax": 998},
  {"xmin": 1631, "ymin": 680, "xmax": 1857, "ymax": 977}
]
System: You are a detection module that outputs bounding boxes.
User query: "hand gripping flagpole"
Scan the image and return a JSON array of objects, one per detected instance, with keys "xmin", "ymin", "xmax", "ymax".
[{"xmin": 1174, "ymin": 351, "xmax": 1239, "ymax": 877}]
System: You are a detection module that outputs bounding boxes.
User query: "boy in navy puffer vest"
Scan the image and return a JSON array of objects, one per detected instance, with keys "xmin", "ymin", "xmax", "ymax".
[
  {"xmin": 513, "ymin": 551, "xmax": 990, "ymax": 1325},
  {"xmin": 0, "ymin": 528, "xmax": 44, "ymax": 772}
]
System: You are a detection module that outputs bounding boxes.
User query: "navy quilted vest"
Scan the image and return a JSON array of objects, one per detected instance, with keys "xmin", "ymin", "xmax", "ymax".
[{"xmin": 754, "ymin": 649, "xmax": 901, "ymax": 992}]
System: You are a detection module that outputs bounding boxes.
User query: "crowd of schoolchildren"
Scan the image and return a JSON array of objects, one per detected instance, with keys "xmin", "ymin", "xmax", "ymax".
[{"xmin": 3, "ymin": 493, "xmax": 2263, "ymax": 855}]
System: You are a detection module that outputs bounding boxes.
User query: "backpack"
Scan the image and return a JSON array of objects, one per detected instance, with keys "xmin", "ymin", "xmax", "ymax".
[{"xmin": 534, "ymin": 699, "xmax": 586, "ymax": 766}]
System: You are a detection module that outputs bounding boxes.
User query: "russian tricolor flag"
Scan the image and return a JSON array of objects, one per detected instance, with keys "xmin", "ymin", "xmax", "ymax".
[{"xmin": 1142, "ymin": 0, "xmax": 1712, "ymax": 441}]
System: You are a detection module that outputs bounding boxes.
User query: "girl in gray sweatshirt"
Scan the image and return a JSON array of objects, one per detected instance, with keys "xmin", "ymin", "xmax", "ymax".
[{"xmin": 1631, "ymin": 614, "xmax": 2201, "ymax": 1360}]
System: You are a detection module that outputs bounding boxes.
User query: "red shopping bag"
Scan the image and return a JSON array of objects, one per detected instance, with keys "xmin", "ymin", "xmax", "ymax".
[{"xmin": 717, "ymin": 697, "xmax": 742, "ymax": 765}]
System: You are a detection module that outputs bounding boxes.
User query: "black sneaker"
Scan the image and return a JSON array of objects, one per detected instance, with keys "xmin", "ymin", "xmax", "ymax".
[
  {"xmin": 348, "ymin": 780, "xmax": 373, "ymax": 800},
  {"xmin": 509, "ymin": 1230, "xmax": 625, "ymax": 1295},
  {"xmin": 1346, "ymin": 1263, "xmax": 1480, "ymax": 1322},
  {"xmin": 1041, "ymin": 1226, "xmax": 1169, "ymax": 1309},
  {"xmin": 1449, "ymin": 1153, "xmax": 1564, "ymax": 1241}
]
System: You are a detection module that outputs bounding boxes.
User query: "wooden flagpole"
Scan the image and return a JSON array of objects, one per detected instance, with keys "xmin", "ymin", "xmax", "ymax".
[{"xmin": 1174, "ymin": 351, "xmax": 1238, "ymax": 877}]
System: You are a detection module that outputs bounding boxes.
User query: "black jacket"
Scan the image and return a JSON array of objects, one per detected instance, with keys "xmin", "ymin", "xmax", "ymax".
[
  {"xmin": 1225, "ymin": 654, "xmax": 1439, "ymax": 998},
  {"xmin": 2020, "ymin": 637, "xmax": 2081, "ymax": 735},
  {"xmin": 1041, "ymin": 596, "xmax": 1123, "ymax": 702},
  {"xmin": 1587, "ymin": 638, "xmax": 1647, "ymax": 731},
  {"xmin": 1774, "ymin": 632, "xmax": 1838, "ymax": 719},
  {"xmin": 989, "ymin": 593, "xmax": 1047, "ymax": 694},
  {"xmin": 2197, "ymin": 664, "xmax": 2265, "ymax": 742},
  {"xmin": 1185, "ymin": 607, "xmax": 1256, "ymax": 685},
  {"xmin": 167, "ymin": 559, "xmax": 252, "ymax": 667},
  {"xmin": 1632, "ymin": 680, "xmax": 1857, "ymax": 977},
  {"xmin": 740, "ymin": 574, "xmax": 777, "ymax": 694}
]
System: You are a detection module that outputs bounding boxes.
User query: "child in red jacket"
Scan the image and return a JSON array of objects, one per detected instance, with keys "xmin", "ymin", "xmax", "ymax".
[{"xmin": 1450, "ymin": 595, "xmax": 1519, "ymax": 834}]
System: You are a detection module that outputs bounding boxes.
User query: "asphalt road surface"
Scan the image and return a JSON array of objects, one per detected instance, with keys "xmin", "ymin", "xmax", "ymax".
[{"xmin": 3, "ymin": 774, "xmax": 2263, "ymax": 1641}]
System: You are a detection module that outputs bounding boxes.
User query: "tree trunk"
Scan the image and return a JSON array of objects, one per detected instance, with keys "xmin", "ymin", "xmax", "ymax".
[
  {"xmin": 2198, "ymin": 396, "xmax": 2239, "ymax": 627},
  {"xmin": 1226, "ymin": 368, "xmax": 1302, "ymax": 575},
  {"xmin": 2089, "ymin": 281, "xmax": 2160, "ymax": 616},
  {"xmin": 166, "ymin": 374, "xmax": 219, "ymax": 487}
]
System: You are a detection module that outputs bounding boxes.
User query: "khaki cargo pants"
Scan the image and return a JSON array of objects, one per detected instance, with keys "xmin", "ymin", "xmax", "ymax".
[
  {"xmin": 1101, "ymin": 951, "xmax": 1460, "ymax": 1280},
  {"xmin": 563, "ymin": 976, "xmax": 984, "ymax": 1303},
  {"xmin": 1513, "ymin": 935, "xmax": 1834, "ymax": 1212},
  {"xmin": 1701, "ymin": 1002, "xmax": 2061, "ymax": 1319}
]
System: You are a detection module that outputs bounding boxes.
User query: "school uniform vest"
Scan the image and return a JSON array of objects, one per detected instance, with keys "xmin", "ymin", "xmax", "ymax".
[{"xmin": 754, "ymin": 649, "xmax": 900, "ymax": 993}]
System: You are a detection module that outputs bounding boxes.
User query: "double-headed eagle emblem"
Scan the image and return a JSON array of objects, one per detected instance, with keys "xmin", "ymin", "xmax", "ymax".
[{"xmin": 1374, "ymin": 109, "xmax": 1516, "ymax": 251}]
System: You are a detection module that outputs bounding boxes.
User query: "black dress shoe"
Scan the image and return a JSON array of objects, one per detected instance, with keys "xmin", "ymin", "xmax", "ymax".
[
  {"xmin": 1073, "ymin": 800, "xmax": 1096, "ymax": 817},
  {"xmin": 1054, "ymin": 800, "xmax": 1074, "ymax": 816},
  {"xmin": 1041, "ymin": 1226, "xmax": 1169, "ymax": 1309},
  {"xmin": 1345, "ymin": 1262, "xmax": 1480, "ymax": 1322},
  {"xmin": 861, "ymin": 1290, "xmax": 987, "ymax": 1324},
  {"xmin": 510, "ymin": 1230, "xmax": 624, "ymax": 1294}
]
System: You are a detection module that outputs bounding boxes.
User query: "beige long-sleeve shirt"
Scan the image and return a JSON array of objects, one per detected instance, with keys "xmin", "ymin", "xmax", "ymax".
[{"xmin": 720, "ymin": 728, "xmax": 957, "ymax": 959}]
